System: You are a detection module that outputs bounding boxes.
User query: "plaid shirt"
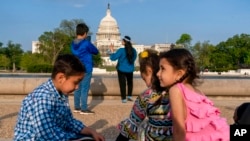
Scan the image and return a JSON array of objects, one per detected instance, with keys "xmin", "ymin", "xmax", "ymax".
[{"xmin": 14, "ymin": 79, "xmax": 85, "ymax": 141}]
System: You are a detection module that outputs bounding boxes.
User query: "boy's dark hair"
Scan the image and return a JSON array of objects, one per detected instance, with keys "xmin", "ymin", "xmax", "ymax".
[
  {"xmin": 76, "ymin": 23, "xmax": 89, "ymax": 36},
  {"xmin": 139, "ymin": 49, "xmax": 164, "ymax": 92},
  {"xmin": 123, "ymin": 35, "xmax": 134, "ymax": 64},
  {"xmin": 159, "ymin": 48, "xmax": 200, "ymax": 86},
  {"xmin": 51, "ymin": 54, "xmax": 86, "ymax": 79}
]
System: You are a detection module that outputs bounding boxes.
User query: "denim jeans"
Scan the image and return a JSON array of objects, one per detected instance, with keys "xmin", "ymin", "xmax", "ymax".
[{"xmin": 74, "ymin": 72, "xmax": 92, "ymax": 110}]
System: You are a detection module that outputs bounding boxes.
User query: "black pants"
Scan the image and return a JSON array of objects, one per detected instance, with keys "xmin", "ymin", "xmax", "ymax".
[
  {"xmin": 115, "ymin": 133, "xmax": 130, "ymax": 141},
  {"xmin": 117, "ymin": 70, "xmax": 133, "ymax": 100}
]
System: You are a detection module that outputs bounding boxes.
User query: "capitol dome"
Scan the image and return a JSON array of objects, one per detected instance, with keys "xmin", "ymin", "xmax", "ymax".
[
  {"xmin": 96, "ymin": 3, "xmax": 121, "ymax": 58},
  {"xmin": 98, "ymin": 5, "xmax": 119, "ymax": 33}
]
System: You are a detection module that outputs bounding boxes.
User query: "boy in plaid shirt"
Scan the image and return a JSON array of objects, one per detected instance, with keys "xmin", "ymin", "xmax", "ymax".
[{"xmin": 14, "ymin": 54, "xmax": 105, "ymax": 141}]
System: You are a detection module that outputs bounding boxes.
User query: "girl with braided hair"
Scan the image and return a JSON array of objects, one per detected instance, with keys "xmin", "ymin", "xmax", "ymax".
[
  {"xmin": 157, "ymin": 48, "xmax": 229, "ymax": 141},
  {"xmin": 116, "ymin": 49, "xmax": 173, "ymax": 141}
]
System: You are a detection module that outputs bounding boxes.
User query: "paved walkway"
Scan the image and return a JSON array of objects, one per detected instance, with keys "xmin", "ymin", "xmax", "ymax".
[
  {"xmin": 0, "ymin": 95, "xmax": 250, "ymax": 140},
  {"xmin": 0, "ymin": 95, "xmax": 135, "ymax": 141}
]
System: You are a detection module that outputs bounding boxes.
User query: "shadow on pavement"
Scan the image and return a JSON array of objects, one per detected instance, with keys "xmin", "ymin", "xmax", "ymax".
[
  {"xmin": 89, "ymin": 119, "xmax": 108, "ymax": 129},
  {"xmin": 0, "ymin": 112, "xmax": 18, "ymax": 121},
  {"xmin": 88, "ymin": 119, "xmax": 119, "ymax": 140},
  {"xmin": 100, "ymin": 126, "xmax": 119, "ymax": 140},
  {"xmin": 89, "ymin": 77, "xmax": 107, "ymax": 110}
]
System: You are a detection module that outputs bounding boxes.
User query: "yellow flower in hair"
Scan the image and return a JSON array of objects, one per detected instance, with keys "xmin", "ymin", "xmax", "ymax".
[{"xmin": 140, "ymin": 51, "xmax": 148, "ymax": 58}]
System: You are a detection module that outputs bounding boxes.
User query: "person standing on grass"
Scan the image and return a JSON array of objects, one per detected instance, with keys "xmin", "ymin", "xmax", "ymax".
[
  {"xmin": 108, "ymin": 36, "xmax": 137, "ymax": 103},
  {"xmin": 71, "ymin": 23, "xmax": 99, "ymax": 115}
]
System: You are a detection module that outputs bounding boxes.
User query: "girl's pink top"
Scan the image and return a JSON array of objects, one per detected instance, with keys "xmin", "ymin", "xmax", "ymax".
[{"xmin": 177, "ymin": 83, "xmax": 230, "ymax": 141}]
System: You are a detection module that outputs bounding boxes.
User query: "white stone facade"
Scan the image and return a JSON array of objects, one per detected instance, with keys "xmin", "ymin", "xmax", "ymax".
[
  {"xmin": 151, "ymin": 43, "xmax": 172, "ymax": 52},
  {"xmin": 32, "ymin": 41, "xmax": 40, "ymax": 53},
  {"xmin": 95, "ymin": 4, "xmax": 121, "ymax": 57},
  {"xmin": 31, "ymin": 3, "xmax": 174, "ymax": 68}
]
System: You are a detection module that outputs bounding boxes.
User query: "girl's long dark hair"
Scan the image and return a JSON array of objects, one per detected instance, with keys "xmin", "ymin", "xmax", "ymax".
[
  {"xmin": 139, "ymin": 49, "xmax": 165, "ymax": 92},
  {"xmin": 123, "ymin": 36, "xmax": 134, "ymax": 64},
  {"xmin": 159, "ymin": 48, "xmax": 200, "ymax": 89}
]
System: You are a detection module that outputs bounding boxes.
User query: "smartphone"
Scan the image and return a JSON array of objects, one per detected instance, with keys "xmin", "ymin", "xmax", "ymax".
[{"xmin": 86, "ymin": 36, "xmax": 91, "ymax": 41}]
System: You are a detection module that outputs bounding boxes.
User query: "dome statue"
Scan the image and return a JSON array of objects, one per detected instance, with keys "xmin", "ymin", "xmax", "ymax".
[{"xmin": 96, "ymin": 3, "xmax": 121, "ymax": 58}]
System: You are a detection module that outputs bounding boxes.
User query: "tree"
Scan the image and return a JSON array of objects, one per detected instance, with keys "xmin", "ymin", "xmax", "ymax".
[
  {"xmin": 244, "ymin": 52, "xmax": 250, "ymax": 66},
  {"xmin": 226, "ymin": 34, "xmax": 250, "ymax": 68},
  {"xmin": 0, "ymin": 54, "xmax": 10, "ymax": 70},
  {"xmin": 5, "ymin": 41, "xmax": 23, "ymax": 72},
  {"xmin": 176, "ymin": 33, "xmax": 192, "ymax": 50},
  {"xmin": 213, "ymin": 34, "xmax": 250, "ymax": 70},
  {"xmin": 0, "ymin": 42, "xmax": 6, "ymax": 54},
  {"xmin": 37, "ymin": 19, "xmax": 89, "ymax": 62},
  {"xmin": 38, "ymin": 30, "xmax": 71, "ymax": 65},
  {"xmin": 58, "ymin": 19, "xmax": 92, "ymax": 54},
  {"xmin": 192, "ymin": 41, "xmax": 215, "ymax": 71},
  {"xmin": 92, "ymin": 53, "xmax": 103, "ymax": 67},
  {"xmin": 20, "ymin": 52, "xmax": 47, "ymax": 71},
  {"xmin": 35, "ymin": 19, "xmax": 101, "ymax": 67},
  {"xmin": 58, "ymin": 19, "xmax": 85, "ymax": 38},
  {"xmin": 0, "ymin": 42, "xmax": 3, "ymax": 48},
  {"xmin": 58, "ymin": 19, "xmax": 101, "ymax": 66}
]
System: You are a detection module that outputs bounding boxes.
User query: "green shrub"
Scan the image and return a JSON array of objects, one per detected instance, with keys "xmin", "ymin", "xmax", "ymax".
[{"xmin": 27, "ymin": 64, "xmax": 52, "ymax": 73}]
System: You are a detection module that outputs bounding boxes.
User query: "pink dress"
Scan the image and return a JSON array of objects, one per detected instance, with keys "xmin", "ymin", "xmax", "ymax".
[{"xmin": 177, "ymin": 83, "xmax": 229, "ymax": 141}]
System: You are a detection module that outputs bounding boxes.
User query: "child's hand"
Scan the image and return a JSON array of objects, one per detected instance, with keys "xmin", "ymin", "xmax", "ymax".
[
  {"xmin": 80, "ymin": 127, "xmax": 105, "ymax": 141},
  {"xmin": 92, "ymin": 132, "xmax": 105, "ymax": 141}
]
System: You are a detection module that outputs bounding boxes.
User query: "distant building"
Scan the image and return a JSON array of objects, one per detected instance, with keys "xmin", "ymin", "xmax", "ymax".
[
  {"xmin": 133, "ymin": 44, "xmax": 151, "ymax": 54},
  {"xmin": 95, "ymin": 4, "xmax": 172, "ymax": 66},
  {"xmin": 101, "ymin": 56, "xmax": 117, "ymax": 66},
  {"xmin": 32, "ymin": 41, "xmax": 40, "ymax": 53},
  {"xmin": 237, "ymin": 69, "xmax": 250, "ymax": 75},
  {"xmin": 31, "ymin": 4, "xmax": 175, "ymax": 68},
  {"xmin": 95, "ymin": 3, "xmax": 121, "ymax": 57},
  {"xmin": 133, "ymin": 44, "xmax": 151, "ymax": 66},
  {"xmin": 151, "ymin": 43, "xmax": 171, "ymax": 52}
]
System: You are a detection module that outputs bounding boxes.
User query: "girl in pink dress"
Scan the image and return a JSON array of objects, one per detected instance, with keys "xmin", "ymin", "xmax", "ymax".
[{"xmin": 157, "ymin": 48, "xmax": 229, "ymax": 141}]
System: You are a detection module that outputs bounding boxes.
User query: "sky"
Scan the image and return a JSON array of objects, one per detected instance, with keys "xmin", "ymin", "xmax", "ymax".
[{"xmin": 1, "ymin": 0, "xmax": 250, "ymax": 51}]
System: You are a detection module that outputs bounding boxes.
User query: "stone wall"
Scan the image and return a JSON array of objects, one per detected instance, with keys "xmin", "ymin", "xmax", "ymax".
[{"xmin": 0, "ymin": 76, "xmax": 250, "ymax": 96}]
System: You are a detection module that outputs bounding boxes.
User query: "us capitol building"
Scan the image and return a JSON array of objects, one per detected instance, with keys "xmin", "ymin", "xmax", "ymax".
[
  {"xmin": 95, "ymin": 4, "xmax": 122, "ymax": 66},
  {"xmin": 32, "ymin": 4, "xmax": 173, "ymax": 66},
  {"xmin": 95, "ymin": 4, "xmax": 172, "ymax": 66}
]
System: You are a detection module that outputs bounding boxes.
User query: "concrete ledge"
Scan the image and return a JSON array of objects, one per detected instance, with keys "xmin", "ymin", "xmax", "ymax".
[
  {"xmin": 197, "ymin": 79, "xmax": 250, "ymax": 96},
  {"xmin": 0, "ymin": 75, "xmax": 250, "ymax": 96},
  {"xmin": 0, "ymin": 76, "xmax": 147, "ymax": 96}
]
